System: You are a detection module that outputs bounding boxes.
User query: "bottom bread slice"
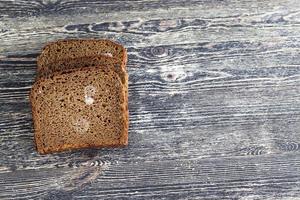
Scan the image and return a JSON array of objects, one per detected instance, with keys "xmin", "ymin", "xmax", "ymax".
[{"xmin": 30, "ymin": 66, "xmax": 128, "ymax": 154}]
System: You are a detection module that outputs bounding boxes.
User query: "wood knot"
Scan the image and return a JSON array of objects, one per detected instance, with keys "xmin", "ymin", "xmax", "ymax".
[
  {"xmin": 161, "ymin": 66, "xmax": 187, "ymax": 82},
  {"xmin": 238, "ymin": 146, "xmax": 266, "ymax": 156},
  {"xmin": 167, "ymin": 74, "xmax": 174, "ymax": 79},
  {"xmin": 151, "ymin": 46, "xmax": 167, "ymax": 57},
  {"xmin": 278, "ymin": 141, "xmax": 299, "ymax": 152}
]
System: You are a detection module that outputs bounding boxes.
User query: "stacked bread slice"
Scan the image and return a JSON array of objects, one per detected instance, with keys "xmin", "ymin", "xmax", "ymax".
[{"xmin": 30, "ymin": 39, "xmax": 128, "ymax": 154}]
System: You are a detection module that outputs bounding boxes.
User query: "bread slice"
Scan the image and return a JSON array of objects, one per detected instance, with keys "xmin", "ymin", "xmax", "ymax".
[
  {"xmin": 37, "ymin": 39, "xmax": 127, "ymax": 75},
  {"xmin": 37, "ymin": 56, "xmax": 127, "ymax": 84},
  {"xmin": 30, "ymin": 66, "xmax": 128, "ymax": 154},
  {"xmin": 36, "ymin": 56, "xmax": 129, "ymax": 121}
]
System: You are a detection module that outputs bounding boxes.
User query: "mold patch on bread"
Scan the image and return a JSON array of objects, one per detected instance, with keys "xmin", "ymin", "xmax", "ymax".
[
  {"xmin": 84, "ymin": 85, "xmax": 96, "ymax": 105},
  {"xmin": 72, "ymin": 116, "xmax": 90, "ymax": 134}
]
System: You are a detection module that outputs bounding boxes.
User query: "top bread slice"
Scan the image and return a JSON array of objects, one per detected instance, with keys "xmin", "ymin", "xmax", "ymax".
[
  {"xmin": 37, "ymin": 39, "xmax": 127, "ymax": 75},
  {"xmin": 37, "ymin": 55, "xmax": 126, "ymax": 83},
  {"xmin": 30, "ymin": 66, "xmax": 128, "ymax": 154}
]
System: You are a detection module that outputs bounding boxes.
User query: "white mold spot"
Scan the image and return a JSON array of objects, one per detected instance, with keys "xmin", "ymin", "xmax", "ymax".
[
  {"xmin": 85, "ymin": 96, "xmax": 94, "ymax": 105},
  {"xmin": 72, "ymin": 116, "xmax": 90, "ymax": 133},
  {"xmin": 84, "ymin": 85, "xmax": 96, "ymax": 105},
  {"xmin": 102, "ymin": 52, "xmax": 113, "ymax": 57},
  {"xmin": 84, "ymin": 85, "xmax": 96, "ymax": 95}
]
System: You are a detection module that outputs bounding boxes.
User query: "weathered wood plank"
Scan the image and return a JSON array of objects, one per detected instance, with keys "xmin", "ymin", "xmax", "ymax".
[
  {"xmin": 1, "ymin": 0, "xmax": 297, "ymax": 19},
  {"xmin": 1, "ymin": 0, "xmax": 300, "ymax": 53},
  {"xmin": 0, "ymin": 0, "xmax": 212, "ymax": 18},
  {"xmin": 1, "ymin": 153, "xmax": 300, "ymax": 199},
  {"xmin": 1, "ymin": 0, "xmax": 300, "ymax": 199}
]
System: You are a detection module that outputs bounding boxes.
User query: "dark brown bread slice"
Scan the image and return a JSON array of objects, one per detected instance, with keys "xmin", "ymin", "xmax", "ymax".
[
  {"xmin": 30, "ymin": 66, "xmax": 128, "ymax": 154},
  {"xmin": 37, "ymin": 56, "xmax": 129, "ymax": 122},
  {"xmin": 37, "ymin": 39, "xmax": 127, "ymax": 74},
  {"xmin": 37, "ymin": 56, "xmax": 127, "ymax": 84}
]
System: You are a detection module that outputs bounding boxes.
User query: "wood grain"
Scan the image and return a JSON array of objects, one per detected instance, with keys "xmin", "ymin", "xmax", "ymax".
[{"xmin": 1, "ymin": 0, "xmax": 300, "ymax": 199}]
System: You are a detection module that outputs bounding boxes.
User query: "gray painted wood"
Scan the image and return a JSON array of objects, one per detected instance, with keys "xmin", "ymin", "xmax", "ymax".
[{"xmin": 1, "ymin": 0, "xmax": 300, "ymax": 199}]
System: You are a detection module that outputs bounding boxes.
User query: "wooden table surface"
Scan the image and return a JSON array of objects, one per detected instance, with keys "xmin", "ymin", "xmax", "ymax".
[{"xmin": 1, "ymin": 0, "xmax": 300, "ymax": 199}]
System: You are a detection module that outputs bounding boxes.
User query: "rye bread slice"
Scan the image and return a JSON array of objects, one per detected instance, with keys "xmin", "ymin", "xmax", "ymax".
[
  {"xmin": 37, "ymin": 56, "xmax": 127, "ymax": 84},
  {"xmin": 30, "ymin": 66, "xmax": 128, "ymax": 154},
  {"xmin": 37, "ymin": 39, "xmax": 127, "ymax": 74},
  {"xmin": 37, "ymin": 56, "xmax": 129, "ymax": 119}
]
